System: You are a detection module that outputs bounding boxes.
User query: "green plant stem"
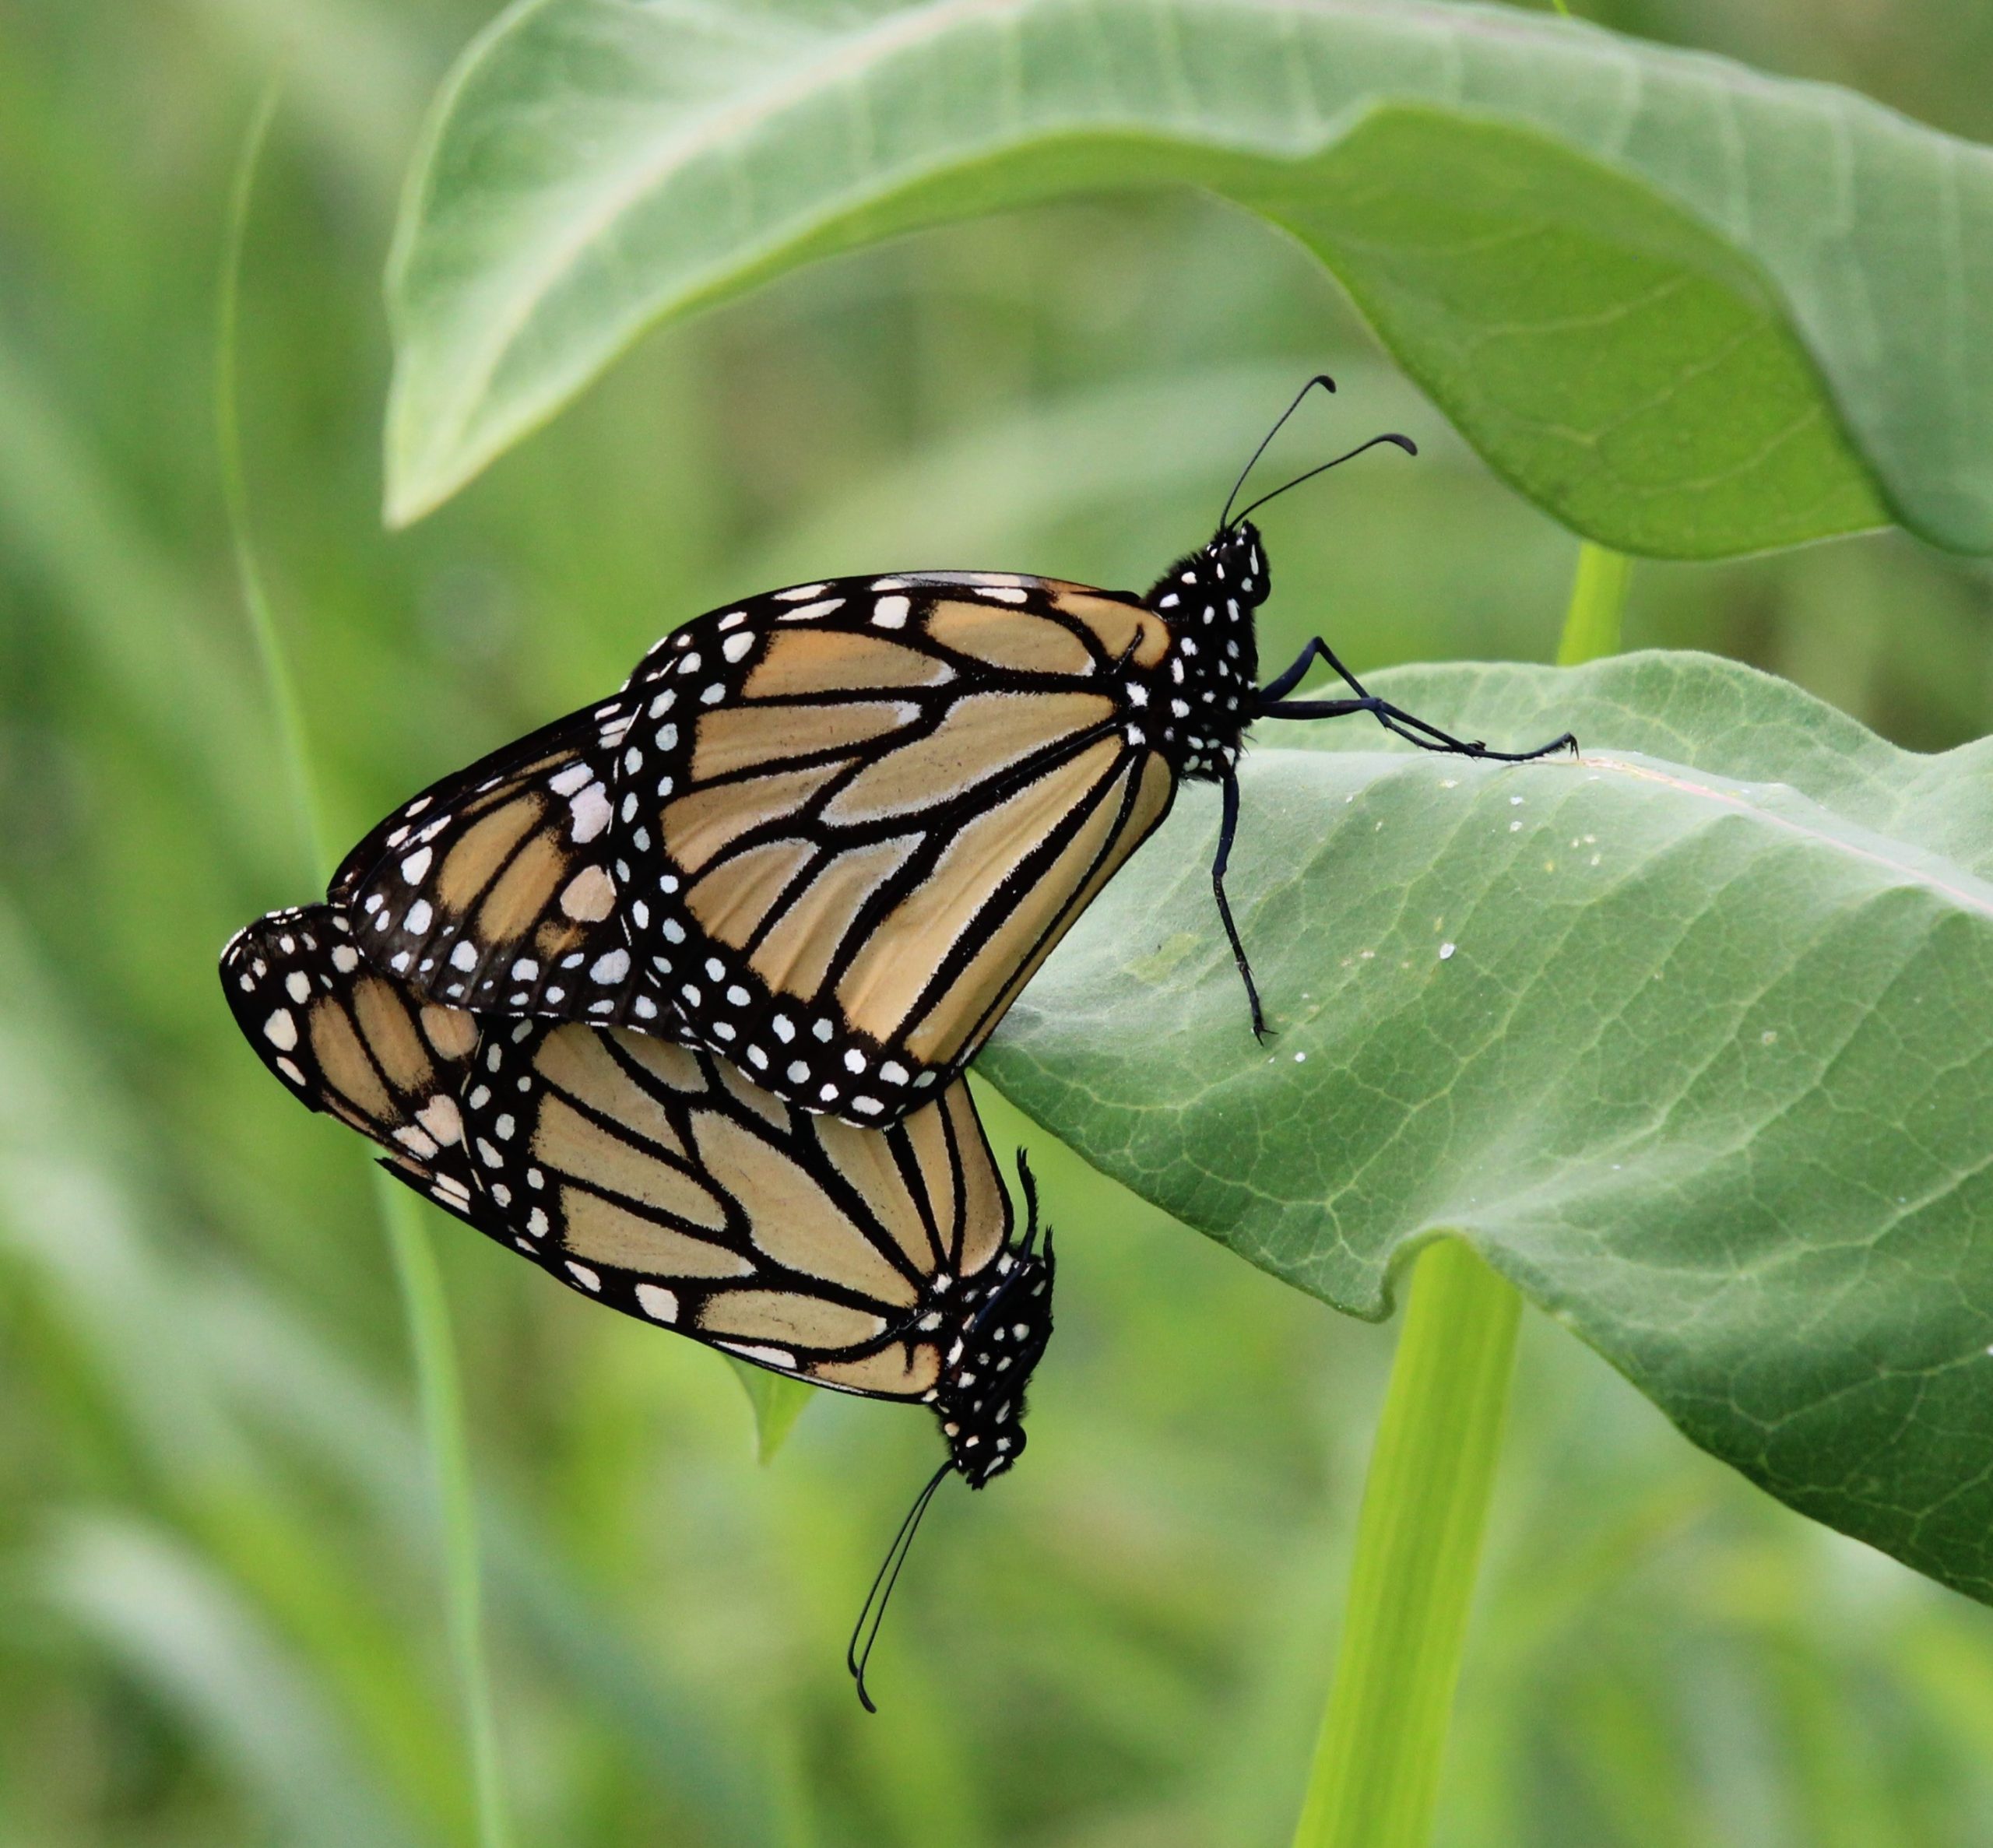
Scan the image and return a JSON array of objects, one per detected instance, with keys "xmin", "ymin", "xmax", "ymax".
[
  {"xmin": 1291, "ymin": 1240, "xmax": 1523, "ymax": 1848},
  {"xmin": 219, "ymin": 83, "xmax": 326, "ymax": 883},
  {"xmin": 376, "ymin": 1175, "xmax": 511, "ymax": 1848},
  {"xmin": 220, "ymin": 85, "xmax": 511, "ymax": 1848},
  {"xmin": 1555, "ymin": 541, "xmax": 1632, "ymax": 664},
  {"xmin": 1291, "ymin": 539, "xmax": 1629, "ymax": 1848}
]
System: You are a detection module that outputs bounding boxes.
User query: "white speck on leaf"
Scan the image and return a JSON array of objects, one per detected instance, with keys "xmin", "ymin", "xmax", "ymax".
[{"xmin": 1439, "ymin": 943, "xmax": 1457, "ymax": 961}]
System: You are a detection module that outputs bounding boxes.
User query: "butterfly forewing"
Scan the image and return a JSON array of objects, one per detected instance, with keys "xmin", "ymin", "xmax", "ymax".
[
  {"xmin": 329, "ymin": 697, "xmax": 670, "ymax": 1030},
  {"xmin": 617, "ymin": 573, "xmax": 1176, "ymax": 1120},
  {"xmin": 330, "ymin": 571, "xmax": 1180, "ymax": 1127},
  {"xmin": 219, "ymin": 907, "xmax": 486, "ymax": 1223}
]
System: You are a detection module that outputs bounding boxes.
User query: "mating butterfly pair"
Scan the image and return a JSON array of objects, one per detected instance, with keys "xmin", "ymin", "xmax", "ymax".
[{"xmin": 222, "ymin": 380, "xmax": 1573, "ymax": 1696}]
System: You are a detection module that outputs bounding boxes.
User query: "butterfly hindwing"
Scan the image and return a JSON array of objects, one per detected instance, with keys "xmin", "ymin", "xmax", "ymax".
[
  {"xmin": 461, "ymin": 1015, "xmax": 1018, "ymax": 1400},
  {"xmin": 221, "ymin": 906, "xmax": 1048, "ymax": 1463},
  {"xmin": 329, "ymin": 697, "xmax": 669, "ymax": 1031}
]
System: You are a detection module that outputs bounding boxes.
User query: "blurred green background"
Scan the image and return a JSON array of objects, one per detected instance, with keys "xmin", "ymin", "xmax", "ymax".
[{"xmin": 7, "ymin": 2, "xmax": 1993, "ymax": 1844}]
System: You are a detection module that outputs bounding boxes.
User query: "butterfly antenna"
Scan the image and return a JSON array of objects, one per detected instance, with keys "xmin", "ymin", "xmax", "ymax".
[
  {"xmin": 1016, "ymin": 1148, "xmax": 1042, "ymax": 1254},
  {"xmin": 1231, "ymin": 433, "xmax": 1418, "ymax": 526},
  {"xmin": 1220, "ymin": 374, "xmax": 1337, "ymax": 530},
  {"xmin": 848, "ymin": 1459, "xmax": 954, "ymax": 1714}
]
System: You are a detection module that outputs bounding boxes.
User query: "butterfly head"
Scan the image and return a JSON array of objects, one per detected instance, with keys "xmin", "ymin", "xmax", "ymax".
[{"xmin": 936, "ymin": 1233, "xmax": 1054, "ymax": 1488}]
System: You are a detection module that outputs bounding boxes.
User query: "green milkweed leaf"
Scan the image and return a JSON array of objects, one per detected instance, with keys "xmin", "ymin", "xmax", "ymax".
[
  {"xmin": 979, "ymin": 651, "xmax": 1993, "ymax": 1603},
  {"xmin": 385, "ymin": 0, "xmax": 1993, "ymax": 556}
]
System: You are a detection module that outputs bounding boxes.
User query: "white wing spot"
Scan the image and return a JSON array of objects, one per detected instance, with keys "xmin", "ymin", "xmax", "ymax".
[
  {"xmin": 569, "ymin": 783, "xmax": 612, "ymax": 842},
  {"xmin": 636, "ymin": 1284, "xmax": 679, "ymax": 1323},
  {"xmin": 263, "ymin": 1009, "xmax": 298, "ymax": 1050},
  {"xmin": 400, "ymin": 845, "xmax": 434, "ymax": 883}
]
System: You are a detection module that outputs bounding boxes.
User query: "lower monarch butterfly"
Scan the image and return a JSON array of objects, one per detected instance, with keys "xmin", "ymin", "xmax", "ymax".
[
  {"xmin": 331, "ymin": 377, "xmax": 1575, "ymax": 1128},
  {"xmin": 220, "ymin": 904, "xmax": 1053, "ymax": 1703}
]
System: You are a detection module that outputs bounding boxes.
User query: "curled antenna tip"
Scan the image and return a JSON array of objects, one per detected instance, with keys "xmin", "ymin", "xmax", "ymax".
[
  {"xmin": 1384, "ymin": 433, "xmax": 1417, "ymax": 456},
  {"xmin": 1312, "ymin": 372, "xmax": 1338, "ymax": 393}
]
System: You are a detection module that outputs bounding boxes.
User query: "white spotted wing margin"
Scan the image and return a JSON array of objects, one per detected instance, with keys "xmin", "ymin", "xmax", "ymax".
[
  {"xmin": 220, "ymin": 905, "xmax": 1049, "ymax": 1451},
  {"xmin": 329, "ymin": 697, "xmax": 669, "ymax": 1030}
]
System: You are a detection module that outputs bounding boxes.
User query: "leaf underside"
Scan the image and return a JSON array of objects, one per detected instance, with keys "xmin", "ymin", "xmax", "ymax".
[
  {"xmin": 981, "ymin": 652, "xmax": 1993, "ymax": 1604},
  {"xmin": 387, "ymin": 0, "xmax": 1993, "ymax": 555}
]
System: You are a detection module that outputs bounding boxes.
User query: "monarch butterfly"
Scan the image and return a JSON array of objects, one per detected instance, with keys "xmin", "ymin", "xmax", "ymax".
[
  {"xmin": 332, "ymin": 378, "xmax": 1575, "ymax": 1128},
  {"xmin": 218, "ymin": 905, "xmax": 1054, "ymax": 1495}
]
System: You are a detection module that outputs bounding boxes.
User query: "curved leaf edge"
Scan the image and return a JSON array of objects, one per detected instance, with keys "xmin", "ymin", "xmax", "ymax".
[{"xmin": 385, "ymin": 21, "xmax": 1904, "ymax": 554}]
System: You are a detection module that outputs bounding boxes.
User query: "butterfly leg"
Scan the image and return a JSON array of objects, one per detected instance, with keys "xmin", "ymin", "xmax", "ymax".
[
  {"xmin": 1212, "ymin": 771, "xmax": 1269, "ymax": 1041},
  {"xmin": 1259, "ymin": 638, "xmax": 1576, "ymax": 761}
]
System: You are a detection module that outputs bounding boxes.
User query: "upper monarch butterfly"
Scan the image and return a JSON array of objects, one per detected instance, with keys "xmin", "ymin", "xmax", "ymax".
[
  {"xmin": 219, "ymin": 904, "xmax": 1054, "ymax": 1702},
  {"xmin": 332, "ymin": 378, "xmax": 1575, "ymax": 1129}
]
